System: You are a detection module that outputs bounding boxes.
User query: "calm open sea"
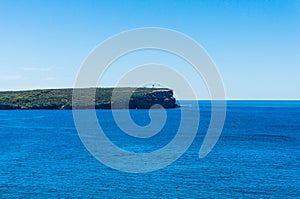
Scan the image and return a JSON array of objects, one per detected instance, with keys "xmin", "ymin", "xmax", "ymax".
[{"xmin": 0, "ymin": 101, "xmax": 299, "ymax": 198}]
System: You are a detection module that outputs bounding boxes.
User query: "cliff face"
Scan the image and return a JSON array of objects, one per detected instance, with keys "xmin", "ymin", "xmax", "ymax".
[
  {"xmin": 110, "ymin": 90, "xmax": 178, "ymax": 109},
  {"xmin": 0, "ymin": 88, "xmax": 179, "ymax": 110},
  {"xmin": 132, "ymin": 90, "xmax": 177, "ymax": 109}
]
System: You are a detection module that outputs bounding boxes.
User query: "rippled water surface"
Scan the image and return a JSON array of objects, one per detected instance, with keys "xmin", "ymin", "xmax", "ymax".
[{"xmin": 0, "ymin": 101, "xmax": 299, "ymax": 198}]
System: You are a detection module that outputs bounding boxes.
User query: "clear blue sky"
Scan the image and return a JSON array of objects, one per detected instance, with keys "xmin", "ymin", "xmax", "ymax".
[{"xmin": 0, "ymin": 0, "xmax": 299, "ymax": 99}]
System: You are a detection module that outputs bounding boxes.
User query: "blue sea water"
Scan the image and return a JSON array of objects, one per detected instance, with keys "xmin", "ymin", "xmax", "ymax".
[{"xmin": 0, "ymin": 101, "xmax": 299, "ymax": 198}]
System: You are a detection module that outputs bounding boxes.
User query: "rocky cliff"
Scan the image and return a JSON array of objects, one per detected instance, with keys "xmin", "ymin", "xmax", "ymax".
[
  {"xmin": 0, "ymin": 88, "xmax": 179, "ymax": 110},
  {"xmin": 109, "ymin": 90, "xmax": 178, "ymax": 109}
]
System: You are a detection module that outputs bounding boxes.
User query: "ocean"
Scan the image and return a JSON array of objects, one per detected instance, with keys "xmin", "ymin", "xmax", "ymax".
[{"xmin": 0, "ymin": 101, "xmax": 299, "ymax": 198}]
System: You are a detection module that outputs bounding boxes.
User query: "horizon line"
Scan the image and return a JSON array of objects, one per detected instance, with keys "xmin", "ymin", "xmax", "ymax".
[{"xmin": 0, "ymin": 87, "xmax": 299, "ymax": 101}]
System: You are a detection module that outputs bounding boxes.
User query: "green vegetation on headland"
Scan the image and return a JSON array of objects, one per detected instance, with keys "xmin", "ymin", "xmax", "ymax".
[{"xmin": 0, "ymin": 87, "xmax": 179, "ymax": 110}]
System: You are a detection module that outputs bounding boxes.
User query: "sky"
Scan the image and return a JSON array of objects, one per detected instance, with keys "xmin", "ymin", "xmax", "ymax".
[{"xmin": 0, "ymin": 0, "xmax": 299, "ymax": 99}]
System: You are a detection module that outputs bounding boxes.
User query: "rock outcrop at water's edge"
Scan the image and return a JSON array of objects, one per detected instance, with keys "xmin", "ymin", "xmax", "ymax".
[
  {"xmin": 108, "ymin": 90, "xmax": 178, "ymax": 109},
  {"xmin": 0, "ymin": 88, "xmax": 179, "ymax": 110}
]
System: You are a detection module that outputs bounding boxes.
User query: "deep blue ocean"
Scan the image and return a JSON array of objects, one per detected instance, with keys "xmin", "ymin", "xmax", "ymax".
[{"xmin": 0, "ymin": 101, "xmax": 299, "ymax": 198}]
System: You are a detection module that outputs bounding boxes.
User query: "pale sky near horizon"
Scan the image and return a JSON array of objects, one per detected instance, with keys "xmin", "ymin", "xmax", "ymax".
[{"xmin": 0, "ymin": 0, "xmax": 299, "ymax": 99}]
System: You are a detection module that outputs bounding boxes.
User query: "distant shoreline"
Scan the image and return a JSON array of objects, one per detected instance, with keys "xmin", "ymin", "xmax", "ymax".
[{"xmin": 0, "ymin": 87, "xmax": 179, "ymax": 110}]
